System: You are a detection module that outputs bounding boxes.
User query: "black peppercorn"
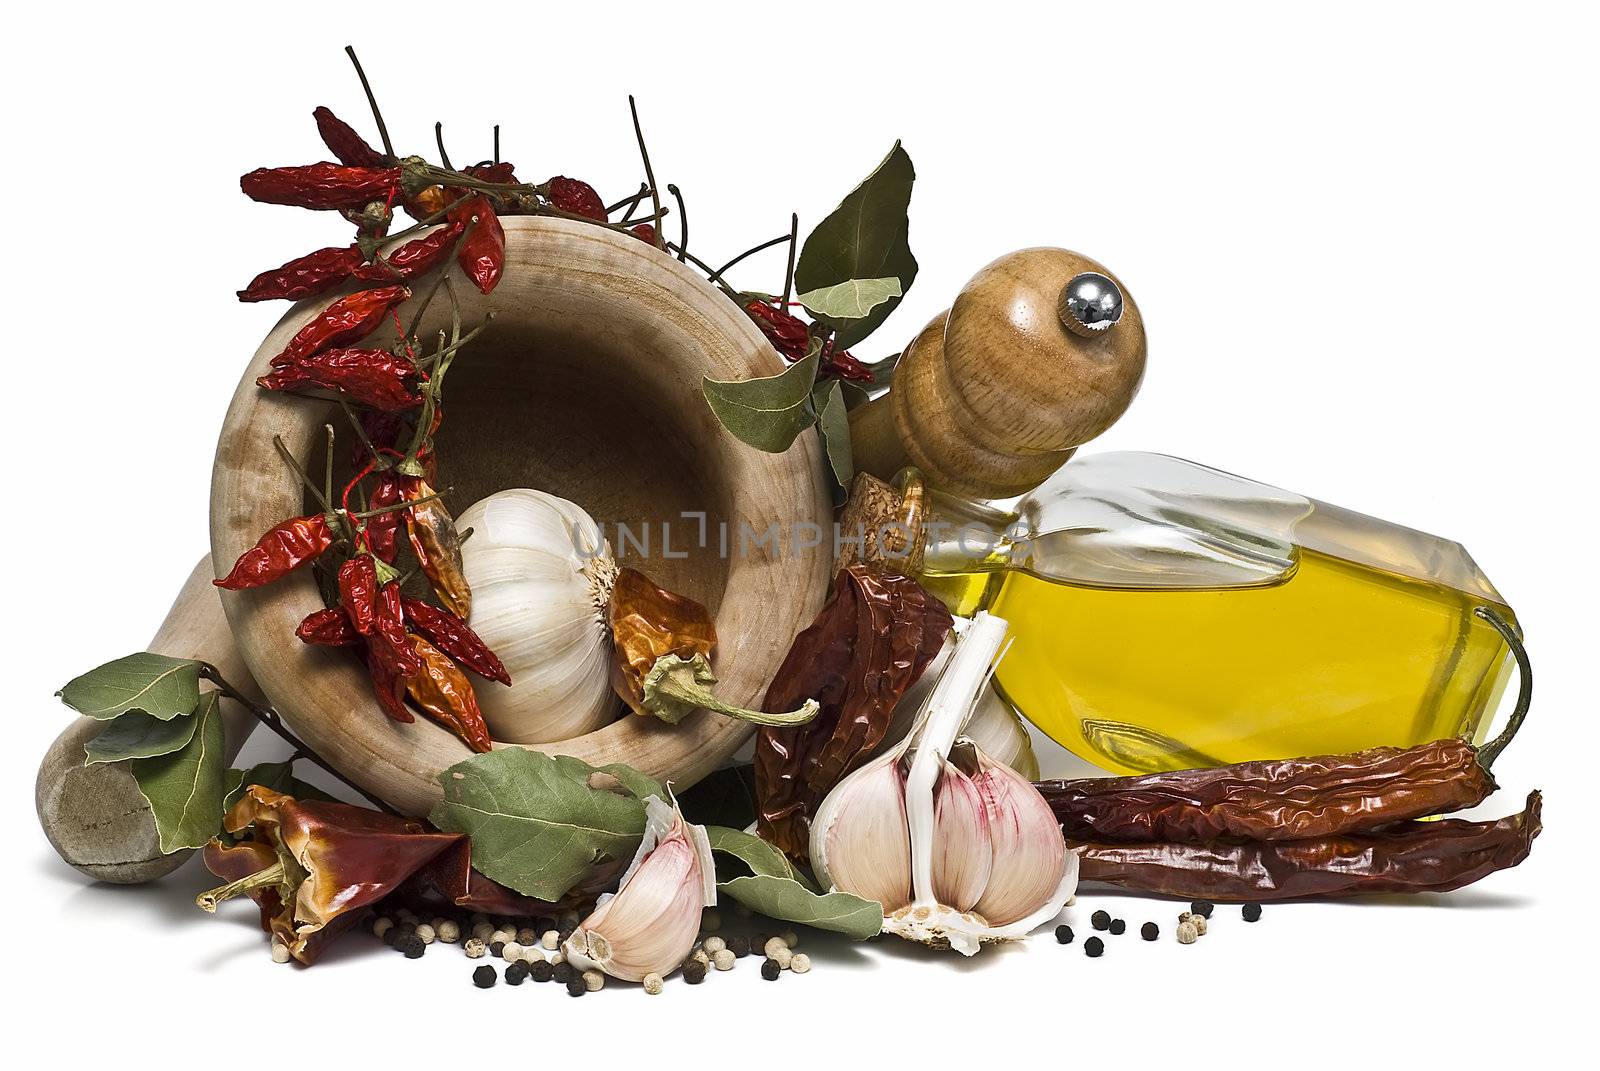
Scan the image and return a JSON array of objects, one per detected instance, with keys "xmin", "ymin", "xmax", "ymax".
[
  {"xmin": 382, "ymin": 928, "xmax": 400, "ymax": 947},
  {"xmin": 1108, "ymin": 918, "xmax": 1126, "ymax": 935},
  {"xmin": 727, "ymin": 934, "xmax": 752, "ymax": 958},
  {"xmin": 1141, "ymin": 922, "xmax": 1159, "ymax": 941},
  {"xmin": 398, "ymin": 933, "xmax": 425, "ymax": 958},
  {"xmin": 505, "ymin": 961, "xmax": 529, "ymax": 985},
  {"xmin": 552, "ymin": 962, "xmax": 574, "ymax": 984},
  {"xmin": 528, "ymin": 960, "xmax": 552, "ymax": 982},
  {"xmin": 1054, "ymin": 924, "xmax": 1074, "ymax": 944},
  {"xmin": 489, "ymin": 941, "xmax": 505, "ymax": 957},
  {"xmin": 761, "ymin": 958, "xmax": 782, "ymax": 981},
  {"xmin": 1090, "ymin": 909, "xmax": 1111, "ymax": 931},
  {"xmin": 1190, "ymin": 900, "xmax": 1214, "ymax": 918},
  {"xmin": 1242, "ymin": 903, "xmax": 1262, "ymax": 922},
  {"xmin": 1085, "ymin": 936, "xmax": 1104, "ymax": 957},
  {"xmin": 683, "ymin": 959, "xmax": 708, "ymax": 985},
  {"xmin": 473, "ymin": 965, "xmax": 497, "ymax": 988},
  {"xmin": 566, "ymin": 976, "xmax": 587, "ymax": 997}
]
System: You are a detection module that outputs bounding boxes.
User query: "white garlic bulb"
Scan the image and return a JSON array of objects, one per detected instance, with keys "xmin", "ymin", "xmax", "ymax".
[
  {"xmin": 456, "ymin": 488, "xmax": 619, "ymax": 743},
  {"xmin": 810, "ymin": 612, "xmax": 1077, "ymax": 955}
]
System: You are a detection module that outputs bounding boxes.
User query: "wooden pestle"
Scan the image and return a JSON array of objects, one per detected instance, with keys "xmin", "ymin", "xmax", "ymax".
[
  {"xmin": 35, "ymin": 556, "xmax": 260, "ymax": 884},
  {"xmin": 849, "ymin": 248, "xmax": 1147, "ymax": 500}
]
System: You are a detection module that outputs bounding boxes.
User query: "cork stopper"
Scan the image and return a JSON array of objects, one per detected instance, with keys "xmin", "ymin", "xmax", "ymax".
[{"xmin": 836, "ymin": 471, "xmax": 925, "ymax": 575}]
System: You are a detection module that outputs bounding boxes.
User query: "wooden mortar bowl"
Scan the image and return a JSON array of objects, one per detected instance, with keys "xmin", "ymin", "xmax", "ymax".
[{"xmin": 211, "ymin": 218, "xmax": 832, "ymax": 816}]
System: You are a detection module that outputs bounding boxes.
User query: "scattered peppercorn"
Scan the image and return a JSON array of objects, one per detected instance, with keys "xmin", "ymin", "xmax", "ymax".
[
  {"xmin": 1085, "ymin": 936, "xmax": 1104, "ymax": 957},
  {"xmin": 517, "ymin": 927, "xmax": 539, "ymax": 945},
  {"xmin": 1242, "ymin": 903, "xmax": 1263, "ymax": 922},
  {"xmin": 1141, "ymin": 922, "xmax": 1159, "ymax": 941},
  {"xmin": 790, "ymin": 953, "xmax": 812, "ymax": 975},
  {"xmin": 552, "ymin": 962, "xmax": 574, "ymax": 984},
  {"xmin": 1192, "ymin": 915, "xmax": 1208, "ymax": 936},
  {"xmin": 414, "ymin": 923, "xmax": 436, "ymax": 945},
  {"xmin": 761, "ymin": 958, "xmax": 782, "ymax": 980},
  {"xmin": 271, "ymin": 938, "xmax": 292, "ymax": 964},
  {"xmin": 703, "ymin": 936, "xmax": 727, "ymax": 955},
  {"xmin": 1109, "ymin": 918, "xmax": 1126, "ymax": 935},
  {"xmin": 372, "ymin": 916, "xmax": 394, "ymax": 939},
  {"xmin": 583, "ymin": 969, "xmax": 605, "ymax": 992},
  {"xmin": 472, "ymin": 922, "xmax": 495, "ymax": 942},
  {"xmin": 437, "ymin": 920, "xmax": 461, "ymax": 944},
  {"xmin": 713, "ymin": 948, "xmax": 736, "ymax": 971},
  {"xmin": 505, "ymin": 961, "xmax": 529, "ymax": 985},
  {"xmin": 382, "ymin": 927, "xmax": 400, "ymax": 947},
  {"xmin": 781, "ymin": 930, "xmax": 800, "ymax": 948},
  {"xmin": 529, "ymin": 960, "xmax": 553, "ymax": 983},
  {"xmin": 1090, "ymin": 910, "xmax": 1111, "ymax": 931},
  {"xmin": 397, "ymin": 933, "xmax": 425, "ymax": 959},
  {"xmin": 541, "ymin": 930, "xmax": 561, "ymax": 950},
  {"xmin": 464, "ymin": 938, "xmax": 487, "ymax": 959},
  {"xmin": 763, "ymin": 935, "xmax": 789, "ymax": 958},
  {"xmin": 1176, "ymin": 921, "xmax": 1199, "ymax": 945},
  {"xmin": 502, "ymin": 941, "xmax": 524, "ymax": 961},
  {"xmin": 683, "ymin": 959, "xmax": 708, "ymax": 985},
  {"xmin": 473, "ymin": 965, "xmax": 497, "ymax": 988},
  {"xmin": 643, "ymin": 973, "xmax": 665, "ymax": 995},
  {"xmin": 1190, "ymin": 900, "xmax": 1214, "ymax": 919},
  {"xmin": 566, "ymin": 976, "xmax": 587, "ymax": 997},
  {"xmin": 1055, "ymin": 924, "xmax": 1074, "ymax": 944},
  {"xmin": 727, "ymin": 935, "xmax": 752, "ymax": 958}
]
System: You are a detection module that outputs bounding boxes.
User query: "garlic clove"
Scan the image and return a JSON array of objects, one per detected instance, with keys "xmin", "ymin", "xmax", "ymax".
[
  {"xmin": 561, "ymin": 795, "xmax": 714, "ymax": 983},
  {"xmin": 809, "ymin": 752, "xmax": 914, "ymax": 913},
  {"xmin": 932, "ymin": 760, "xmax": 992, "ymax": 912},
  {"xmin": 968, "ymin": 742, "xmax": 1070, "ymax": 927}
]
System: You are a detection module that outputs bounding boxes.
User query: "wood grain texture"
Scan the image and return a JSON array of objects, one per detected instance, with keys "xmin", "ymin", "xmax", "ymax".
[
  {"xmin": 850, "ymin": 249, "xmax": 1145, "ymax": 499},
  {"xmin": 212, "ymin": 217, "xmax": 833, "ymax": 816},
  {"xmin": 35, "ymin": 557, "xmax": 260, "ymax": 884}
]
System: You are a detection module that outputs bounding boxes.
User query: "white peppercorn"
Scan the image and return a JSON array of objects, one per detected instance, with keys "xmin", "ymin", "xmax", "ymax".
[
  {"xmin": 583, "ymin": 969, "xmax": 605, "ymax": 992},
  {"xmin": 790, "ymin": 953, "xmax": 811, "ymax": 974},
  {"xmin": 437, "ymin": 920, "xmax": 461, "ymax": 944},
  {"xmin": 372, "ymin": 917, "xmax": 394, "ymax": 939},
  {"xmin": 1176, "ymin": 921, "xmax": 1199, "ymax": 945},
  {"xmin": 1191, "ymin": 915, "xmax": 1208, "ymax": 936},
  {"xmin": 691, "ymin": 949, "xmax": 710, "ymax": 968},
  {"xmin": 464, "ymin": 937, "xmax": 488, "ymax": 959},
  {"xmin": 703, "ymin": 936, "xmax": 727, "ymax": 955},
  {"xmin": 541, "ymin": 930, "xmax": 561, "ymax": 950},
  {"xmin": 490, "ymin": 929, "xmax": 514, "ymax": 946},
  {"xmin": 763, "ymin": 936, "xmax": 789, "ymax": 958},
  {"xmin": 780, "ymin": 930, "xmax": 799, "ymax": 948},
  {"xmin": 520, "ymin": 945, "xmax": 546, "ymax": 964},
  {"xmin": 501, "ymin": 941, "xmax": 524, "ymax": 961},
  {"xmin": 768, "ymin": 946, "xmax": 793, "ymax": 970},
  {"xmin": 643, "ymin": 973, "xmax": 664, "ymax": 995},
  {"xmin": 713, "ymin": 948, "xmax": 736, "ymax": 971},
  {"xmin": 472, "ymin": 922, "xmax": 494, "ymax": 942},
  {"xmin": 271, "ymin": 938, "xmax": 292, "ymax": 964},
  {"xmin": 414, "ymin": 924, "xmax": 436, "ymax": 945}
]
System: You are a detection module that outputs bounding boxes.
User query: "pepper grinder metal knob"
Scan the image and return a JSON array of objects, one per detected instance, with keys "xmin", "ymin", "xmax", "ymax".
[{"xmin": 847, "ymin": 249, "xmax": 1146, "ymax": 499}]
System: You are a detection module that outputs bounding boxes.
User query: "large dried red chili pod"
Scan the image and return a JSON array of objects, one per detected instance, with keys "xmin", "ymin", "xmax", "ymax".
[
  {"xmin": 273, "ymin": 284, "xmax": 411, "ymax": 368},
  {"xmin": 313, "ymin": 105, "xmax": 387, "ymax": 168},
  {"xmin": 258, "ymin": 348, "xmax": 424, "ymax": 412},
  {"xmin": 214, "ymin": 514, "xmax": 335, "ymax": 590},
  {"xmin": 401, "ymin": 596, "xmax": 510, "ymax": 686},
  {"xmin": 241, "ymin": 163, "xmax": 402, "ymax": 211},
  {"xmin": 352, "ymin": 221, "xmax": 465, "ymax": 283},
  {"xmin": 447, "ymin": 195, "xmax": 505, "ymax": 294},
  {"xmin": 238, "ymin": 244, "xmax": 366, "ymax": 303},
  {"xmin": 545, "ymin": 176, "xmax": 606, "ymax": 221}
]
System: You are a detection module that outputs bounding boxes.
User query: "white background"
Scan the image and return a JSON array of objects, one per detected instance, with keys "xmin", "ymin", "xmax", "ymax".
[{"xmin": 5, "ymin": 1, "xmax": 1594, "ymax": 1064}]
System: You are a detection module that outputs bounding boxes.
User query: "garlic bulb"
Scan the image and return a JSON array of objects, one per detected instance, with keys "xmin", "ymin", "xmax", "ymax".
[
  {"xmin": 810, "ymin": 612, "xmax": 1077, "ymax": 955},
  {"xmin": 875, "ymin": 632, "xmax": 1040, "ymax": 780},
  {"xmin": 563, "ymin": 794, "xmax": 716, "ymax": 982},
  {"xmin": 456, "ymin": 488, "xmax": 618, "ymax": 743}
]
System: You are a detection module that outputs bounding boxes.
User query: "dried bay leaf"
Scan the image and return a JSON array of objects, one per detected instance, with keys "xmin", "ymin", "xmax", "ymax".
[
  {"xmin": 812, "ymin": 379, "xmax": 854, "ymax": 488},
  {"xmin": 705, "ymin": 824, "xmax": 807, "ymax": 887},
  {"xmin": 797, "ymin": 277, "xmax": 902, "ymax": 321},
  {"xmin": 223, "ymin": 760, "xmax": 337, "ymax": 811},
  {"xmin": 702, "ymin": 350, "xmax": 819, "ymax": 452},
  {"xmin": 429, "ymin": 749, "xmax": 656, "ymax": 901},
  {"xmin": 720, "ymin": 874, "xmax": 883, "ymax": 939},
  {"xmin": 84, "ymin": 709, "xmax": 199, "ymax": 765},
  {"xmin": 58, "ymin": 652, "xmax": 202, "ymax": 721},
  {"xmin": 130, "ymin": 692, "xmax": 227, "ymax": 854}
]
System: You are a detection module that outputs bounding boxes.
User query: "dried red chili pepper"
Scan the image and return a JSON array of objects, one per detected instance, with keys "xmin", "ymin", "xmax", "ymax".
[
  {"xmin": 447, "ymin": 194, "xmax": 506, "ymax": 294},
  {"xmin": 466, "ymin": 161, "xmax": 518, "ymax": 184},
  {"xmin": 545, "ymin": 176, "xmax": 607, "ymax": 221},
  {"xmin": 401, "ymin": 596, "xmax": 510, "ymax": 686},
  {"xmin": 1075, "ymin": 791, "xmax": 1543, "ymax": 900},
  {"xmin": 744, "ymin": 300, "xmax": 810, "ymax": 362},
  {"xmin": 273, "ymin": 284, "xmax": 411, "ymax": 368},
  {"xmin": 360, "ymin": 581, "xmax": 425, "ymax": 723},
  {"xmin": 395, "ymin": 838, "xmax": 553, "ymax": 916},
  {"xmin": 754, "ymin": 565, "xmax": 953, "ymax": 860},
  {"xmin": 295, "ymin": 606, "xmax": 360, "ymax": 647},
  {"xmin": 1037, "ymin": 739, "xmax": 1500, "ymax": 844},
  {"xmin": 197, "ymin": 785, "xmax": 462, "ymax": 964},
  {"xmin": 241, "ymin": 163, "xmax": 402, "ymax": 211},
  {"xmin": 404, "ymin": 184, "xmax": 452, "ymax": 222},
  {"xmin": 401, "ymin": 477, "xmax": 472, "ymax": 618},
  {"xmin": 238, "ymin": 244, "xmax": 365, "ymax": 303},
  {"xmin": 313, "ymin": 105, "xmax": 387, "ymax": 168},
  {"xmin": 818, "ymin": 340, "xmax": 874, "ymax": 383},
  {"xmin": 405, "ymin": 632, "xmax": 493, "ymax": 753},
  {"xmin": 631, "ymin": 223, "xmax": 658, "ymax": 245},
  {"xmin": 608, "ymin": 567, "xmax": 716, "ymax": 718},
  {"xmin": 338, "ymin": 555, "xmax": 379, "ymax": 635},
  {"xmin": 258, "ymin": 348, "xmax": 424, "ymax": 412},
  {"xmin": 364, "ymin": 471, "xmax": 404, "ymax": 563},
  {"xmin": 352, "ymin": 221, "xmax": 465, "ymax": 283},
  {"xmin": 364, "ymin": 639, "xmax": 414, "ymax": 723},
  {"xmin": 214, "ymin": 514, "xmax": 335, "ymax": 590}
]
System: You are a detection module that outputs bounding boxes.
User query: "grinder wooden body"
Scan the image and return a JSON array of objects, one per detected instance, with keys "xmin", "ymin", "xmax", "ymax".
[{"xmin": 849, "ymin": 248, "xmax": 1146, "ymax": 499}]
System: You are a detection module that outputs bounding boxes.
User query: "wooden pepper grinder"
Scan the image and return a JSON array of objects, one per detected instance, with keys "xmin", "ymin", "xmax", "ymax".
[{"xmin": 848, "ymin": 249, "xmax": 1146, "ymax": 499}]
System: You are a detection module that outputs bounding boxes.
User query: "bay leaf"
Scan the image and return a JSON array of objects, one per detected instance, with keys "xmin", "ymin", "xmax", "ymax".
[
  {"xmin": 223, "ymin": 759, "xmax": 337, "ymax": 811},
  {"xmin": 429, "ymin": 749, "xmax": 653, "ymax": 901},
  {"xmin": 719, "ymin": 874, "xmax": 883, "ymax": 939},
  {"xmin": 704, "ymin": 824, "xmax": 807, "ymax": 888},
  {"xmin": 84, "ymin": 709, "xmax": 199, "ymax": 765},
  {"xmin": 58, "ymin": 651, "xmax": 202, "ymax": 721},
  {"xmin": 130, "ymin": 692, "xmax": 227, "ymax": 854},
  {"xmin": 797, "ymin": 277, "xmax": 902, "ymax": 321},
  {"xmin": 812, "ymin": 379, "xmax": 854, "ymax": 487},
  {"xmin": 702, "ymin": 351, "xmax": 820, "ymax": 452},
  {"xmin": 794, "ymin": 142, "xmax": 917, "ymax": 349},
  {"xmin": 678, "ymin": 765, "xmax": 760, "ymax": 829}
]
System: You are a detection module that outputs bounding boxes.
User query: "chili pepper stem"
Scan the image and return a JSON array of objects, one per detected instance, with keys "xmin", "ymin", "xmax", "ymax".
[
  {"xmin": 195, "ymin": 860, "xmax": 287, "ymax": 913},
  {"xmin": 197, "ymin": 663, "xmax": 399, "ymax": 814},
  {"xmin": 641, "ymin": 653, "xmax": 820, "ymax": 726},
  {"xmin": 343, "ymin": 46, "xmax": 395, "ymax": 159},
  {"xmin": 1473, "ymin": 605, "xmax": 1532, "ymax": 772},
  {"xmin": 667, "ymin": 183, "xmax": 688, "ymax": 262},
  {"xmin": 781, "ymin": 212, "xmax": 799, "ymax": 308},
  {"xmin": 627, "ymin": 96, "xmax": 667, "ymax": 251}
]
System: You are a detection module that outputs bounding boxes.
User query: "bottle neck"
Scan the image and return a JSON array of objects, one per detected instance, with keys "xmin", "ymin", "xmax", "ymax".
[{"xmin": 918, "ymin": 489, "xmax": 1025, "ymax": 577}]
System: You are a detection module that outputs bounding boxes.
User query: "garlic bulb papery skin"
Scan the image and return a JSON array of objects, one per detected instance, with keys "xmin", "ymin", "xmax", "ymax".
[
  {"xmin": 562, "ymin": 795, "xmax": 716, "ymax": 983},
  {"xmin": 456, "ymin": 489, "xmax": 619, "ymax": 744},
  {"xmin": 809, "ymin": 612, "xmax": 1077, "ymax": 955},
  {"xmin": 875, "ymin": 634, "xmax": 1040, "ymax": 781}
]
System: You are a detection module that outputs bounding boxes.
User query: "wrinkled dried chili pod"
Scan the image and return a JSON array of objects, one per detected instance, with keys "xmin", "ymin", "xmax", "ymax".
[
  {"xmin": 296, "ymin": 606, "xmax": 359, "ymax": 646},
  {"xmin": 197, "ymin": 785, "xmax": 462, "ymax": 964},
  {"xmin": 215, "ymin": 514, "xmax": 335, "ymax": 590},
  {"xmin": 395, "ymin": 838, "xmax": 554, "ymax": 916},
  {"xmin": 1075, "ymin": 791, "xmax": 1542, "ymax": 900},
  {"xmin": 241, "ymin": 163, "xmax": 402, "ymax": 211},
  {"xmin": 313, "ymin": 105, "xmax": 387, "ymax": 168},
  {"xmin": 754, "ymin": 565, "xmax": 953, "ymax": 860},
  {"xmin": 606, "ymin": 567, "xmax": 816, "ymax": 726},
  {"xmin": 1038, "ymin": 739, "xmax": 1498, "ymax": 844},
  {"xmin": 448, "ymin": 194, "xmax": 506, "ymax": 294},
  {"xmin": 402, "ymin": 477, "xmax": 472, "ymax": 619},
  {"xmin": 545, "ymin": 176, "xmax": 607, "ymax": 220},
  {"xmin": 238, "ymin": 244, "xmax": 366, "ymax": 302},
  {"xmin": 273, "ymin": 285, "xmax": 411, "ymax": 368},
  {"xmin": 402, "ymin": 596, "xmax": 510, "ymax": 686},
  {"xmin": 404, "ymin": 632, "xmax": 493, "ymax": 753},
  {"xmin": 353, "ymin": 221, "xmax": 466, "ymax": 283},
  {"xmin": 364, "ymin": 471, "xmax": 404, "ymax": 563},
  {"xmin": 258, "ymin": 347, "xmax": 425, "ymax": 412}
]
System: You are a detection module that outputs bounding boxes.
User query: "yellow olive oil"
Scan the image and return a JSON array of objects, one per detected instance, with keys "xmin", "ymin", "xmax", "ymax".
[{"xmin": 923, "ymin": 550, "xmax": 1515, "ymax": 775}]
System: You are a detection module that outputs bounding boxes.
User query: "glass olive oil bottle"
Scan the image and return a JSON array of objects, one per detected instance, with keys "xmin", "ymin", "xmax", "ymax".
[{"xmin": 912, "ymin": 452, "xmax": 1518, "ymax": 775}]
